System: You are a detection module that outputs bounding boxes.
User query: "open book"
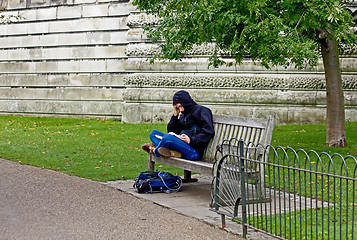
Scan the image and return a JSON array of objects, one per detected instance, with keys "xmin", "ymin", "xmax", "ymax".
[
  {"xmin": 155, "ymin": 132, "xmax": 181, "ymax": 140},
  {"xmin": 155, "ymin": 134, "xmax": 163, "ymax": 139},
  {"xmin": 168, "ymin": 132, "xmax": 181, "ymax": 138}
]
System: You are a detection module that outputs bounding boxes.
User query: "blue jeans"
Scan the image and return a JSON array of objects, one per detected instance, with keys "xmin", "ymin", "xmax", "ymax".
[{"xmin": 149, "ymin": 130, "xmax": 200, "ymax": 160}]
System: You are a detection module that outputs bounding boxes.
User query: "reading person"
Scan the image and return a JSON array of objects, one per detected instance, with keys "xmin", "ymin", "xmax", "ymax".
[{"xmin": 142, "ymin": 90, "xmax": 215, "ymax": 161}]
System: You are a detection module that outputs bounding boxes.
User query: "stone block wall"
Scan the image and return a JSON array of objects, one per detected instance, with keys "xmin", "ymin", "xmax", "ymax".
[
  {"xmin": 0, "ymin": 0, "xmax": 130, "ymax": 119},
  {"xmin": 0, "ymin": 0, "xmax": 356, "ymax": 124}
]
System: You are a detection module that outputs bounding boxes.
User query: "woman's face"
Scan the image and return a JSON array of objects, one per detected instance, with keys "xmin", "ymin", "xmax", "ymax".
[{"xmin": 174, "ymin": 103, "xmax": 185, "ymax": 113}]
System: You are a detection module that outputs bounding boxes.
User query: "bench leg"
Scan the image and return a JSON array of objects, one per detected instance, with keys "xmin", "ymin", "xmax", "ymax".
[
  {"xmin": 221, "ymin": 214, "xmax": 226, "ymax": 229},
  {"xmin": 182, "ymin": 170, "xmax": 198, "ymax": 183},
  {"xmin": 148, "ymin": 153, "xmax": 155, "ymax": 171}
]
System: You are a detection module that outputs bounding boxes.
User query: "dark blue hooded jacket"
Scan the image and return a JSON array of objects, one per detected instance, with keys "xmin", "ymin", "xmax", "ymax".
[{"xmin": 168, "ymin": 90, "xmax": 215, "ymax": 159}]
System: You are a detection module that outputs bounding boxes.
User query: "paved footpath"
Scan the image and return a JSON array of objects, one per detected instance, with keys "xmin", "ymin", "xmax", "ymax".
[{"xmin": 0, "ymin": 159, "xmax": 242, "ymax": 240}]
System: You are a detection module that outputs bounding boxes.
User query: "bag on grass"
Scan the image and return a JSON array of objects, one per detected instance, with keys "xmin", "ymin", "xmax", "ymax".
[{"xmin": 133, "ymin": 171, "xmax": 182, "ymax": 193}]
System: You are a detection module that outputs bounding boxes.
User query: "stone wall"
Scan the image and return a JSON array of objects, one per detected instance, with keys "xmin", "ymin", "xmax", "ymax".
[
  {"xmin": 0, "ymin": 0, "xmax": 130, "ymax": 119},
  {"xmin": 124, "ymin": 6, "xmax": 357, "ymax": 124},
  {"xmin": 1, "ymin": 0, "xmax": 356, "ymax": 124}
]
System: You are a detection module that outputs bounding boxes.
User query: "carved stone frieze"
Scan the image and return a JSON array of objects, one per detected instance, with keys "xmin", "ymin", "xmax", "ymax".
[
  {"xmin": 126, "ymin": 43, "xmax": 222, "ymax": 56},
  {"xmin": 126, "ymin": 42, "xmax": 357, "ymax": 57},
  {"xmin": 340, "ymin": 43, "xmax": 357, "ymax": 55},
  {"xmin": 124, "ymin": 74, "xmax": 357, "ymax": 90},
  {"xmin": 126, "ymin": 13, "xmax": 160, "ymax": 27},
  {"xmin": 125, "ymin": 43, "xmax": 161, "ymax": 56}
]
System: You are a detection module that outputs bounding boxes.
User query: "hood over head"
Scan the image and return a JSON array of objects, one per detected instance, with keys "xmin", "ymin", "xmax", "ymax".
[{"xmin": 172, "ymin": 90, "xmax": 197, "ymax": 112}]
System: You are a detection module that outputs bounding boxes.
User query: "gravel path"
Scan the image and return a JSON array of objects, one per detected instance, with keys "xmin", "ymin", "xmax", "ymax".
[{"xmin": 0, "ymin": 159, "xmax": 241, "ymax": 240}]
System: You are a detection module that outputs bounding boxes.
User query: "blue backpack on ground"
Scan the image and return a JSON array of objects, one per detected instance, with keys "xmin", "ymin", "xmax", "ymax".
[{"xmin": 133, "ymin": 171, "xmax": 182, "ymax": 193}]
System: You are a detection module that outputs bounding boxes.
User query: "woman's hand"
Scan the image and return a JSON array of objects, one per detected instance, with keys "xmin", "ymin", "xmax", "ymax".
[
  {"xmin": 173, "ymin": 103, "xmax": 184, "ymax": 117},
  {"xmin": 179, "ymin": 134, "xmax": 190, "ymax": 144},
  {"xmin": 173, "ymin": 105, "xmax": 180, "ymax": 116}
]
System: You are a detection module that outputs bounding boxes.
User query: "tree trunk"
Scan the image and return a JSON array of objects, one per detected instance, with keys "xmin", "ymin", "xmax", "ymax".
[{"xmin": 320, "ymin": 36, "xmax": 347, "ymax": 147}]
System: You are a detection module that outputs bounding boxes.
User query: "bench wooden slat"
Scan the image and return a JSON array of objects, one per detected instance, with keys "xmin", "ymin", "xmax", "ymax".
[
  {"xmin": 205, "ymin": 122, "xmax": 224, "ymax": 161},
  {"xmin": 237, "ymin": 125, "xmax": 243, "ymax": 141},
  {"xmin": 151, "ymin": 156, "xmax": 213, "ymax": 176},
  {"xmin": 250, "ymin": 127, "xmax": 256, "ymax": 143},
  {"xmin": 226, "ymin": 125, "xmax": 233, "ymax": 140},
  {"xmin": 241, "ymin": 126, "xmax": 248, "ymax": 142},
  {"xmin": 223, "ymin": 124, "xmax": 232, "ymax": 141},
  {"xmin": 232, "ymin": 125, "xmax": 239, "ymax": 141},
  {"xmin": 212, "ymin": 115, "xmax": 266, "ymax": 128}
]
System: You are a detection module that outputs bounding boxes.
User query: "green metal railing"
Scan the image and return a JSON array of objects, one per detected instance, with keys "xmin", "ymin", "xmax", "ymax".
[{"xmin": 211, "ymin": 138, "xmax": 357, "ymax": 239}]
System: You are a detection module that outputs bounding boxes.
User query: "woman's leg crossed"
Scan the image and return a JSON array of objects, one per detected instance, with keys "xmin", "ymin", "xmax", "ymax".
[
  {"xmin": 156, "ymin": 134, "xmax": 199, "ymax": 160},
  {"xmin": 149, "ymin": 130, "xmax": 165, "ymax": 146}
]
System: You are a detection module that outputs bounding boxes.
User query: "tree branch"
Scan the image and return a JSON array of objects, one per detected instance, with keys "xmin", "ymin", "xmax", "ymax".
[
  {"xmin": 317, "ymin": 27, "xmax": 327, "ymax": 39},
  {"xmin": 294, "ymin": 11, "xmax": 306, "ymax": 42},
  {"xmin": 260, "ymin": 7, "xmax": 274, "ymax": 21},
  {"xmin": 322, "ymin": 0, "xmax": 341, "ymax": 27}
]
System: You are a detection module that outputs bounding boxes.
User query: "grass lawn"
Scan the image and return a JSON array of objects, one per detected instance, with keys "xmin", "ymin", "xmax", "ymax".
[
  {"xmin": 0, "ymin": 115, "xmax": 356, "ymax": 182},
  {"xmin": 0, "ymin": 116, "xmax": 171, "ymax": 181},
  {"xmin": 272, "ymin": 121, "xmax": 357, "ymax": 157}
]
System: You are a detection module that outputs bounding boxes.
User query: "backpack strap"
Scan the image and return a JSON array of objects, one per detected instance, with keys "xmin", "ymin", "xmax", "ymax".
[{"xmin": 158, "ymin": 172, "xmax": 182, "ymax": 193}]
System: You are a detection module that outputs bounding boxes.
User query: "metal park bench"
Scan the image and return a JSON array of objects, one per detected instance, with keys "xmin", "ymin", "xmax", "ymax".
[{"xmin": 147, "ymin": 114, "xmax": 275, "ymax": 183}]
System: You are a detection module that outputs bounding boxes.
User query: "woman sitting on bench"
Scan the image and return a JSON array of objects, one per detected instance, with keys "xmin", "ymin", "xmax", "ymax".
[{"xmin": 142, "ymin": 90, "xmax": 215, "ymax": 161}]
